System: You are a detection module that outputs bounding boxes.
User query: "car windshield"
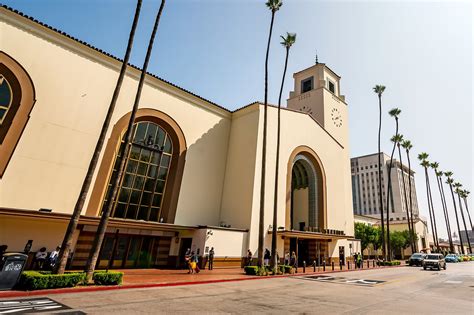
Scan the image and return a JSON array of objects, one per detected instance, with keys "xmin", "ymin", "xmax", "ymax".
[
  {"xmin": 426, "ymin": 255, "xmax": 440, "ymax": 260},
  {"xmin": 446, "ymin": 255, "xmax": 455, "ymax": 258},
  {"xmin": 411, "ymin": 254, "xmax": 423, "ymax": 258}
]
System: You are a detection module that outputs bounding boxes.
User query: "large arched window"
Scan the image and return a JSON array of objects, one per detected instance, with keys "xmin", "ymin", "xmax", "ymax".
[
  {"xmin": 0, "ymin": 52, "xmax": 36, "ymax": 178},
  {"xmin": 103, "ymin": 121, "xmax": 173, "ymax": 222}
]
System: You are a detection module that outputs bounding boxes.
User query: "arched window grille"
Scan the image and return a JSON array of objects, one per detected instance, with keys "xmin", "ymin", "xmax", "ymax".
[{"xmin": 103, "ymin": 121, "xmax": 173, "ymax": 222}]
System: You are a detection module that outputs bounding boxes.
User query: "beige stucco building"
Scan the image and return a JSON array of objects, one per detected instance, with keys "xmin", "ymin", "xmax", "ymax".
[{"xmin": 0, "ymin": 7, "xmax": 357, "ymax": 269}]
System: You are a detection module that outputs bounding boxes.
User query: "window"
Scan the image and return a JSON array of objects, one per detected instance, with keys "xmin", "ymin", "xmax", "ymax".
[
  {"xmin": 103, "ymin": 121, "xmax": 173, "ymax": 222},
  {"xmin": 0, "ymin": 52, "xmax": 36, "ymax": 178},
  {"xmin": 0, "ymin": 75, "xmax": 12, "ymax": 124},
  {"xmin": 328, "ymin": 79, "xmax": 335, "ymax": 93},
  {"xmin": 301, "ymin": 77, "xmax": 313, "ymax": 93}
]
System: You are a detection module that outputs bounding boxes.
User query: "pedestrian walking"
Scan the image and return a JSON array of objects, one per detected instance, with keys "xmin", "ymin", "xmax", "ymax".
[
  {"xmin": 291, "ymin": 251, "xmax": 297, "ymax": 268},
  {"xmin": 208, "ymin": 247, "xmax": 215, "ymax": 270},
  {"xmin": 185, "ymin": 250, "xmax": 193, "ymax": 274}
]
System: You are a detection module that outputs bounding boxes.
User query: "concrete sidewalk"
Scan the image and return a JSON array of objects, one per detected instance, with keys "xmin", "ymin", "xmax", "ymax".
[{"xmin": 0, "ymin": 261, "xmax": 401, "ymax": 298}]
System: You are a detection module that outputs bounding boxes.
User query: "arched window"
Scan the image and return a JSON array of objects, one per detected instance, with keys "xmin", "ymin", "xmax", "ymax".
[
  {"xmin": 0, "ymin": 52, "xmax": 35, "ymax": 178},
  {"xmin": 0, "ymin": 74, "xmax": 13, "ymax": 124},
  {"xmin": 103, "ymin": 121, "xmax": 173, "ymax": 222}
]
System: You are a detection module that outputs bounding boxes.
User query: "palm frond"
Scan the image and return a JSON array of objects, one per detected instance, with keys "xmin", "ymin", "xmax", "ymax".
[
  {"xmin": 389, "ymin": 108, "xmax": 401, "ymax": 117},
  {"xmin": 266, "ymin": 0, "xmax": 283, "ymax": 12},
  {"xmin": 417, "ymin": 152, "xmax": 429, "ymax": 161},
  {"xmin": 401, "ymin": 140, "xmax": 413, "ymax": 151},
  {"xmin": 373, "ymin": 85, "xmax": 386, "ymax": 96},
  {"xmin": 280, "ymin": 32, "xmax": 296, "ymax": 48}
]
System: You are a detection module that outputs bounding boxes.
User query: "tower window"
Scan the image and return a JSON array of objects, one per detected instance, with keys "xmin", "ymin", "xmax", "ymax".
[
  {"xmin": 301, "ymin": 77, "xmax": 313, "ymax": 93},
  {"xmin": 328, "ymin": 80, "xmax": 335, "ymax": 93}
]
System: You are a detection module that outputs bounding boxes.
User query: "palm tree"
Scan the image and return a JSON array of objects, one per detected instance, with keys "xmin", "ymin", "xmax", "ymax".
[
  {"xmin": 418, "ymin": 153, "xmax": 439, "ymax": 252},
  {"xmin": 395, "ymin": 134, "xmax": 415, "ymax": 254},
  {"xmin": 461, "ymin": 190, "xmax": 473, "ymax": 231},
  {"xmin": 84, "ymin": 0, "xmax": 167, "ymax": 281},
  {"xmin": 401, "ymin": 139, "xmax": 417, "ymax": 251},
  {"xmin": 55, "ymin": 0, "xmax": 143, "ymax": 274},
  {"xmin": 386, "ymin": 132, "xmax": 402, "ymax": 260},
  {"xmin": 432, "ymin": 166, "xmax": 454, "ymax": 253},
  {"xmin": 258, "ymin": 0, "xmax": 282, "ymax": 268},
  {"xmin": 454, "ymin": 183, "xmax": 472, "ymax": 253},
  {"xmin": 373, "ymin": 85, "xmax": 386, "ymax": 260},
  {"xmin": 271, "ymin": 32, "xmax": 295, "ymax": 269},
  {"xmin": 445, "ymin": 172, "xmax": 465, "ymax": 254}
]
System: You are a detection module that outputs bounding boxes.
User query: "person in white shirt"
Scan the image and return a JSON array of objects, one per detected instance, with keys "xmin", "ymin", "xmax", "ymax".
[
  {"xmin": 48, "ymin": 246, "xmax": 61, "ymax": 269},
  {"xmin": 35, "ymin": 247, "xmax": 48, "ymax": 270}
]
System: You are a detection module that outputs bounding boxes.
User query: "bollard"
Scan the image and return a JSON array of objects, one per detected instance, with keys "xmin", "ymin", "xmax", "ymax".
[
  {"xmin": 323, "ymin": 260, "xmax": 326, "ymax": 271},
  {"xmin": 303, "ymin": 261, "xmax": 306, "ymax": 273},
  {"xmin": 339, "ymin": 261, "xmax": 342, "ymax": 270},
  {"xmin": 313, "ymin": 261, "xmax": 316, "ymax": 272},
  {"xmin": 331, "ymin": 261, "xmax": 334, "ymax": 271},
  {"xmin": 347, "ymin": 261, "xmax": 350, "ymax": 270},
  {"xmin": 367, "ymin": 260, "xmax": 369, "ymax": 268},
  {"xmin": 373, "ymin": 260, "xmax": 375, "ymax": 268}
]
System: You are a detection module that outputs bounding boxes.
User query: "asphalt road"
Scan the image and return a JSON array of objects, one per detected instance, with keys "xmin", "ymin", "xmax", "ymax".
[{"xmin": 6, "ymin": 262, "xmax": 474, "ymax": 314}]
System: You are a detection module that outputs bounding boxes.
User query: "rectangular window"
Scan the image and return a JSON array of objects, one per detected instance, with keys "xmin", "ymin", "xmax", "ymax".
[
  {"xmin": 328, "ymin": 79, "xmax": 335, "ymax": 93},
  {"xmin": 301, "ymin": 77, "xmax": 313, "ymax": 93}
]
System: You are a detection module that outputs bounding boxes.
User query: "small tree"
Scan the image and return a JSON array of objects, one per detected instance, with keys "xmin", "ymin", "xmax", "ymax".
[{"xmin": 389, "ymin": 230, "xmax": 407, "ymax": 259}]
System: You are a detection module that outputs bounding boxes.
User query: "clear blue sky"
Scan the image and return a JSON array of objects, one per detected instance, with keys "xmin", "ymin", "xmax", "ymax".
[{"xmin": 3, "ymin": 0, "xmax": 472, "ymax": 238}]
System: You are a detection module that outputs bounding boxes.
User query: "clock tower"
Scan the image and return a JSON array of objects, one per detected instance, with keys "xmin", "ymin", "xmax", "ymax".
[{"xmin": 287, "ymin": 63, "xmax": 348, "ymax": 146}]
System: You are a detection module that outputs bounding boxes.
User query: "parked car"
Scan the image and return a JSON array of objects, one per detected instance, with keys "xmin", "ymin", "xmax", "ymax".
[
  {"xmin": 445, "ymin": 254, "xmax": 458, "ymax": 263},
  {"xmin": 423, "ymin": 254, "xmax": 446, "ymax": 270},
  {"xmin": 408, "ymin": 253, "xmax": 426, "ymax": 266},
  {"xmin": 456, "ymin": 254, "xmax": 463, "ymax": 262}
]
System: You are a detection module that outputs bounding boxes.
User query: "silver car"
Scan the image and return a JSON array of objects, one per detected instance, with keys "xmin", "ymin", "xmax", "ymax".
[{"xmin": 423, "ymin": 254, "xmax": 446, "ymax": 270}]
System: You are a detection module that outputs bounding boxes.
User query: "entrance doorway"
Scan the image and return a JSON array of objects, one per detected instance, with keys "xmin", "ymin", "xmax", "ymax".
[
  {"xmin": 178, "ymin": 238, "xmax": 192, "ymax": 268},
  {"xmin": 288, "ymin": 238, "xmax": 328, "ymax": 266}
]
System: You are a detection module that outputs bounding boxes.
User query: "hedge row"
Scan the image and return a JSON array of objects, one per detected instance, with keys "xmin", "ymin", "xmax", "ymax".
[
  {"xmin": 18, "ymin": 271, "xmax": 86, "ymax": 290},
  {"xmin": 244, "ymin": 265, "xmax": 294, "ymax": 276},
  {"xmin": 18, "ymin": 270, "xmax": 124, "ymax": 290}
]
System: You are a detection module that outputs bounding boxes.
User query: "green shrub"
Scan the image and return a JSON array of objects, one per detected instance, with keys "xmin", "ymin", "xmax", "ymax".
[
  {"xmin": 93, "ymin": 271, "xmax": 123, "ymax": 285},
  {"xmin": 244, "ymin": 266, "xmax": 259, "ymax": 275},
  {"xmin": 18, "ymin": 271, "xmax": 86, "ymax": 291}
]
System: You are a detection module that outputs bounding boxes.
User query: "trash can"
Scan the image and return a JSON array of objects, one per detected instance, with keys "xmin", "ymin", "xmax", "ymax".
[{"xmin": 0, "ymin": 253, "xmax": 28, "ymax": 290}]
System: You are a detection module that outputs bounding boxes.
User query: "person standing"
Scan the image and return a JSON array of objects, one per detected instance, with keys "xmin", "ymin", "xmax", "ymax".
[
  {"xmin": 35, "ymin": 247, "xmax": 48, "ymax": 270},
  {"xmin": 264, "ymin": 248, "xmax": 271, "ymax": 266},
  {"xmin": 284, "ymin": 252, "xmax": 290, "ymax": 265},
  {"xmin": 291, "ymin": 251, "xmax": 297, "ymax": 268},
  {"xmin": 246, "ymin": 249, "xmax": 253, "ymax": 266},
  {"xmin": 48, "ymin": 246, "xmax": 60, "ymax": 270},
  {"xmin": 208, "ymin": 247, "xmax": 215, "ymax": 270}
]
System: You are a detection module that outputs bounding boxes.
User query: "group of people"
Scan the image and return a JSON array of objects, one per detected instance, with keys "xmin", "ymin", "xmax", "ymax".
[
  {"xmin": 0, "ymin": 244, "xmax": 61, "ymax": 271},
  {"xmin": 185, "ymin": 247, "xmax": 215, "ymax": 274},
  {"xmin": 246, "ymin": 249, "xmax": 298, "ymax": 268},
  {"xmin": 33, "ymin": 246, "xmax": 61, "ymax": 270}
]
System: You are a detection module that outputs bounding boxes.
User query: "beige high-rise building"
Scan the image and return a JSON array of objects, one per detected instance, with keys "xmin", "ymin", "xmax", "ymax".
[{"xmin": 351, "ymin": 153, "xmax": 420, "ymax": 222}]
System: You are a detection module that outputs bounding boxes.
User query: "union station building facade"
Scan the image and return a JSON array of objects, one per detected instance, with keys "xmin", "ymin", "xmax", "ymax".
[{"xmin": 0, "ymin": 7, "xmax": 359, "ymax": 269}]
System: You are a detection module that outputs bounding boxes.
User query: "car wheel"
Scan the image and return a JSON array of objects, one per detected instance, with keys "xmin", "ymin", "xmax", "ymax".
[
  {"xmin": 423, "ymin": 266, "xmax": 426, "ymax": 270},
  {"xmin": 443, "ymin": 264, "xmax": 446, "ymax": 270},
  {"xmin": 437, "ymin": 265, "xmax": 441, "ymax": 271}
]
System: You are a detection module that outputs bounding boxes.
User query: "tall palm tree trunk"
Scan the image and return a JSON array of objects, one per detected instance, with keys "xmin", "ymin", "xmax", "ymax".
[
  {"xmin": 463, "ymin": 197, "xmax": 473, "ymax": 231},
  {"xmin": 437, "ymin": 176, "xmax": 454, "ymax": 253},
  {"xmin": 84, "ymin": 0, "xmax": 166, "ymax": 281},
  {"xmin": 457, "ymin": 194, "xmax": 472, "ymax": 253},
  {"xmin": 385, "ymin": 142, "xmax": 397, "ymax": 260},
  {"xmin": 377, "ymin": 100, "xmax": 386, "ymax": 261},
  {"xmin": 258, "ymin": 10, "xmax": 276, "ymax": 267},
  {"xmin": 271, "ymin": 46, "xmax": 290, "ymax": 268},
  {"xmin": 406, "ymin": 149, "xmax": 417, "ymax": 251},
  {"xmin": 55, "ymin": 0, "xmax": 143, "ymax": 274},
  {"xmin": 448, "ymin": 183, "xmax": 465, "ymax": 254},
  {"xmin": 426, "ymin": 172, "xmax": 440, "ymax": 251},
  {"xmin": 397, "ymin": 145, "xmax": 414, "ymax": 253},
  {"xmin": 424, "ymin": 168, "xmax": 437, "ymax": 252}
]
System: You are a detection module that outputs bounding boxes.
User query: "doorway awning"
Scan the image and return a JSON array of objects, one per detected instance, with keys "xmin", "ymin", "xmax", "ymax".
[{"xmin": 269, "ymin": 229, "xmax": 353, "ymax": 241}]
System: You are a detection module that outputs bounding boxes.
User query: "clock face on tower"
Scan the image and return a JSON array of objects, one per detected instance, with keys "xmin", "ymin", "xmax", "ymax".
[{"xmin": 331, "ymin": 108, "xmax": 342, "ymax": 127}]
